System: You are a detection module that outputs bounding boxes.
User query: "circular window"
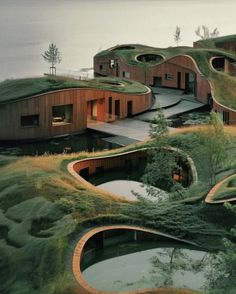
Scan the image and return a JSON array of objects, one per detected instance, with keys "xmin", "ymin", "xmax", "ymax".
[
  {"xmin": 112, "ymin": 45, "xmax": 135, "ymax": 51},
  {"xmin": 136, "ymin": 54, "xmax": 163, "ymax": 63}
]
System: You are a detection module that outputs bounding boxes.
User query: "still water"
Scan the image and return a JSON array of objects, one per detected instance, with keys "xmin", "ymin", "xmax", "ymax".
[
  {"xmin": 97, "ymin": 180, "xmax": 168, "ymax": 201},
  {"xmin": 0, "ymin": 131, "xmax": 119, "ymax": 156},
  {"xmin": 0, "ymin": 0, "xmax": 236, "ymax": 81},
  {"xmin": 82, "ymin": 241, "xmax": 214, "ymax": 292}
]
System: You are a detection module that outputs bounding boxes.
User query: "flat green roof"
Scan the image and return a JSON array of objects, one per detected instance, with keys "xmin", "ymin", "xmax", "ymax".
[
  {"xmin": 0, "ymin": 76, "xmax": 149, "ymax": 104},
  {"xmin": 210, "ymin": 34, "xmax": 236, "ymax": 44}
]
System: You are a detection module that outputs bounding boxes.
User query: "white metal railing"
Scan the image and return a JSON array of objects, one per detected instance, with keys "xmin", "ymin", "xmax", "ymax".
[{"xmin": 56, "ymin": 68, "xmax": 94, "ymax": 80}]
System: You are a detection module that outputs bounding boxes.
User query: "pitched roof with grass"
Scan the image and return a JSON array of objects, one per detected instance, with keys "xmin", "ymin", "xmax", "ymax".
[{"xmin": 0, "ymin": 76, "xmax": 149, "ymax": 104}]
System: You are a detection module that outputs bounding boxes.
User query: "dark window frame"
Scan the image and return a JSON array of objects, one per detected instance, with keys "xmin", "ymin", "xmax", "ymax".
[
  {"xmin": 52, "ymin": 104, "xmax": 73, "ymax": 126},
  {"xmin": 21, "ymin": 114, "xmax": 39, "ymax": 127}
]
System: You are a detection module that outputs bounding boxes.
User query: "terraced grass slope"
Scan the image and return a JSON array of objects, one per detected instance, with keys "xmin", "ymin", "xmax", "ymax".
[
  {"xmin": 0, "ymin": 76, "xmax": 149, "ymax": 104},
  {"xmin": 0, "ymin": 152, "xmax": 127, "ymax": 294},
  {"xmin": 95, "ymin": 43, "xmax": 236, "ymax": 110},
  {"xmin": 0, "ymin": 127, "xmax": 235, "ymax": 293}
]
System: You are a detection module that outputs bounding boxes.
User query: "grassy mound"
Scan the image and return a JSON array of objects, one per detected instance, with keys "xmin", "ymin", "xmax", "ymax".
[
  {"xmin": 0, "ymin": 76, "xmax": 149, "ymax": 104},
  {"xmin": 213, "ymin": 174, "xmax": 236, "ymax": 201},
  {"xmin": 0, "ymin": 153, "xmax": 126, "ymax": 294},
  {"xmin": 0, "ymin": 127, "xmax": 235, "ymax": 293}
]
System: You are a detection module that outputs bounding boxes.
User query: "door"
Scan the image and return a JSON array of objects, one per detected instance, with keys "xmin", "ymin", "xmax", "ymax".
[
  {"xmin": 115, "ymin": 100, "xmax": 120, "ymax": 117},
  {"xmin": 185, "ymin": 73, "xmax": 190, "ymax": 93},
  {"xmin": 153, "ymin": 76, "xmax": 162, "ymax": 87},
  {"xmin": 127, "ymin": 101, "xmax": 133, "ymax": 117},
  {"xmin": 92, "ymin": 100, "xmax": 97, "ymax": 119},
  {"xmin": 177, "ymin": 72, "xmax": 181, "ymax": 89},
  {"xmin": 185, "ymin": 72, "xmax": 196, "ymax": 95}
]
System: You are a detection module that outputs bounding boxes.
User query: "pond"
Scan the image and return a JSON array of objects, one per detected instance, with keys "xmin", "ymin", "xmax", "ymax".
[
  {"xmin": 82, "ymin": 240, "xmax": 214, "ymax": 292},
  {"xmin": 97, "ymin": 180, "xmax": 168, "ymax": 201},
  {"xmin": 89, "ymin": 159, "xmax": 146, "ymax": 186},
  {"xmin": 169, "ymin": 108, "xmax": 210, "ymax": 128},
  {"xmin": 0, "ymin": 130, "xmax": 120, "ymax": 156}
]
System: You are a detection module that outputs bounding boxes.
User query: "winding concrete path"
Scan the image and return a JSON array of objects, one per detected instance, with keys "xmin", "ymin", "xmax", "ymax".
[{"xmin": 88, "ymin": 87, "xmax": 205, "ymax": 146}]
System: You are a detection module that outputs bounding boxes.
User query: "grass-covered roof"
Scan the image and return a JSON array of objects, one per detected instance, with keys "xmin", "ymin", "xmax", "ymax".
[
  {"xmin": 194, "ymin": 34, "xmax": 236, "ymax": 47},
  {"xmin": 211, "ymin": 34, "xmax": 236, "ymax": 44},
  {"xmin": 0, "ymin": 127, "xmax": 236, "ymax": 293},
  {"xmin": 0, "ymin": 76, "xmax": 149, "ymax": 104},
  {"xmin": 95, "ymin": 42, "xmax": 236, "ymax": 110}
]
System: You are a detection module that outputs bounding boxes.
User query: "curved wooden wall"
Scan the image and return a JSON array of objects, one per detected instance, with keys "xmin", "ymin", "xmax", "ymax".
[
  {"xmin": 0, "ymin": 88, "xmax": 152, "ymax": 141},
  {"xmin": 67, "ymin": 148, "xmax": 198, "ymax": 199},
  {"xmin": 72, "ymin": 225, "xmax": 200, "ymax": 294},
  {"xmin": 94, "ymin": 54, "xmax": 211, "ymax": 104}
]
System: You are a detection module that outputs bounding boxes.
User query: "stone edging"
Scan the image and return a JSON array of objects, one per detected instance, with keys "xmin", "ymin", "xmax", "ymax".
[
  {"xmin": 205, "ymin": 173, "xmax": 236, "ymax": 204},
  {"xmin": 72, "ymin": 225, "xmax": 200, "ymax": 294}
]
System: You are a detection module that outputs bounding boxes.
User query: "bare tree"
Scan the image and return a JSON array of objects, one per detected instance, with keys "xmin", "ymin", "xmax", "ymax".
[
  {"xmin": 195, "ymin": 25, "xmax": 219, "ymax": 40},
  {"xmin": 174, "ymin": 26, "xmax": 181, "ymax": 46},
  {"xmin": 42, "ymin": 43, "xmax": 62, "ymax": 75}
]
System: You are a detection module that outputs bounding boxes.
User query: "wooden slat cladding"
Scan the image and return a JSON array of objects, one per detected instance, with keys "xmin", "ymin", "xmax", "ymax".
[
  {"xmin": 0, "ymin": 88, "xmax": 152, "ymax": 140},
  {"xmin": 94, "ymin": 52, "xmax": 236, "ymax": 124},
  {"xmin": 94, "ymin": 55, "xmax": 211, "ymax": 104},
  {"xmin": 73, "ymin": 150, "xmax": 147, "ymax": 176}
]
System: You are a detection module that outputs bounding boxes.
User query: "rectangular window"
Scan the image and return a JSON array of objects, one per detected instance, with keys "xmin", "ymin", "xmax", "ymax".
[
  {"xmin": 122, "ymin": 71, "xmax": 130, "ymax": 78},
  {"xmin": 52, "ymin": 104, "xmax": 73, "ymax": 126},
  {"xmin": 165, "ymin": 73, "xmax": 174, "ymax": 80},
  {"xmin": 21, "ymin": 115, "xmax": 39, "ymax": 127},
  {"xmin": 99, "ymin": 64, "xmax": 103, "ymax": 70},
  {"xmin": 223, "ymin": 111, "xmax": 230, "ymax": 125}
]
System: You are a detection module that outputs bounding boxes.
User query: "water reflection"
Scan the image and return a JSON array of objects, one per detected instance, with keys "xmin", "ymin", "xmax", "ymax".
[
  {"xmin": 82, "ymin": 241, "xmax": 214, "ymax": 292},
  {"xmin": 150, "ymin": 247, "xmax": 210, "ymax": 289},
  {"xmin": 0, "ymin": 131, "xmax": 119, "ymax": 156},
  {"xmin": 97, "ymin": 180, "xmax": 168, "ymax": 201}
]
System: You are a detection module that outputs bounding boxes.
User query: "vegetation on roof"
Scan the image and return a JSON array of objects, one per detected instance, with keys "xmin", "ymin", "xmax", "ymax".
[
  {"xmin": 194, "ymin": 34, "xmax": 236, "ymax": 47},
  {"xmin": 0, "ymin": 126, "xmax": 236, "ymax": 293},
  {"xmin": 95, "ymin": 41, "xmax": 236, "ymax": 110},
  {"xmin": 213, "ymin": 174, "xmax": 236, "ymax": 201},
  {"xmin": 210, "ymin": 34, "xmax": 236, "ymax": 44},
  {"xmin": 0, "ymin": 76, "xmax": 149, "ymax": 104},
  {"xmin": 211, "ymin": 71, "xmax": 236, "ymax": 109}
]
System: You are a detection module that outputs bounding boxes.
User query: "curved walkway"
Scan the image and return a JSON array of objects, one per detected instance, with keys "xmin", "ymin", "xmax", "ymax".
[
  {"xmin": 205, "ymin": 173, "xmax": 236, "ymax": 204},
  {"xmin": 72, "ymin": 225, "xmax": 200, "ymax": 294},
  {"xmin": 88, "ymin": 87, "xmax": 205, "ymax": 146},
  {"xmin": 151, "ymin": 88, "xmax": 183, "ymax": 109}
]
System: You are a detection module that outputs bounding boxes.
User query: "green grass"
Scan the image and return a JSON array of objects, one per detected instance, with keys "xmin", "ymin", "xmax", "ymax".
[
  {"xmin": 213, "ymin": 174, "xmax": 236, "ymax": 201},
  {"xmin": 0, "ymin": 76, "xmax": 149, "ymax": 104},
  {"xmin": 0, "ymin": 153, "xmax": 127, "ymax": 294},
  {"xmin": 194, "ymin": 34, "xmax": 236, "ymax": 46},
  {"xmin": 95, "ymin": 42, "xmax": 236, "ymax": 110},
  {"xmin": 0, "ymin": 129, "xmax": 235, "ymax": 293},
  {"xmin": 210, "ymin": 71, "xmax": 236, "ymax": 109}
]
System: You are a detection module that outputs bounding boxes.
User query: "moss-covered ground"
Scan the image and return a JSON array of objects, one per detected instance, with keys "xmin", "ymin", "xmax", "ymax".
[{"xmin": 0, "ymin": 126, "xmax": 236, "ymax": 293}]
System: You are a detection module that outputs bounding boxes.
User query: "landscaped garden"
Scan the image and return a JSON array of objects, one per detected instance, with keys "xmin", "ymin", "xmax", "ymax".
[{"xmin": 0, "ymin": 111, "xmax": 235, "ymax": 293}]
